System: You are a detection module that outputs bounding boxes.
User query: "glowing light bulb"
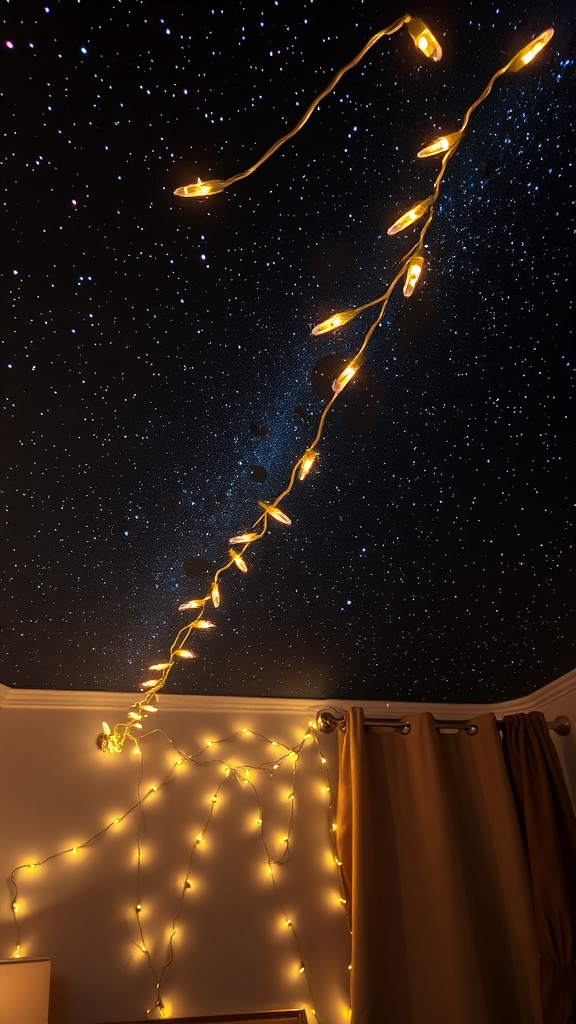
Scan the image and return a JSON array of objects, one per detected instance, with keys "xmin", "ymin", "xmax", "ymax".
[
  {"xmin": 298, "ymin": 448, "xmax": 317, "ymax": 480},
  {"xmin": 407, "ymin": 17, "xmax": 442, "ymax": 61},
  {"xmin": 173, "ymin": 648, "xmax": 197, "ymax": 659},
  {"xmin": 387, "ymin": 200, "xmax": 429, "ymax": 235},
  {"xmin": 129, "ymin": 711, "xmax": 142, "ymax": 721},
  {"xmin": 12, "ymin": 902, "xmax": 19, "ymax": 913},
  {"xmin": 149, "ymin": 662, "xmax": 170, "ymax": 671},
  {"xmin": 299, "ymin": 962, "xmax": 306, "ymax": 974},
  {"xmin": 311, "ymin": 308, "xmax": 357, "ymax": 336},
  {"xmin": 14, "ymin": 945, "xmax": 22, "ymax": 958},
  {"xmin": 136, "ymin": 903, "xmax": 142, "ymax": 913},
  {"xmin": 190, "ymin": 618, "xmax": 215, "ymax": 629},
  {"xmin": 417, "ymin": 131, "xmax": 459, "ymax": 158},
  {"xmin": 403, "ymin": 255, "xmax": 424, "ymax": 297},
  {"xmin": 258, "ymin": 501, "xmax": 292, "ymax": 526},
  {"xmin": 211, "ymin": 582, "xmax": 220, "ymax": 607},
  {"xmin": 140, "ymin": 679, "xmax": 158, "ymax": 689},
  {"xmin": 178, "ymin": 598, "xmax": 204, "ymax": 611},
  {"xmin": 229, "ymin": 531, "xmax": 259, "ymax": 544},
  {"xmin": 332, "ymin": 358, "xmax": 359, "ymax": 394},
  {"xmin": 174, "ymin": 177, "xmax": 226, "ymax": 198},
  {"xmin": 320, "ymin": 756, "xmax": 327, "ymax": 764},
  {"xmin": 229, "ymin": 548, "xmax": 248, "ymax": 572},
  {"xmin": 508, "ymin": 28, "xmax": 554, "ymax": 71},
  {"xmin": 141, "ymin": 704, "xmax": 158, "ymax": 713}
]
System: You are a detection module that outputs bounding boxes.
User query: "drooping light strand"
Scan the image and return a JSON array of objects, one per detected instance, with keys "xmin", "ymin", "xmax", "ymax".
[
  {"xmin": 103, "ymin": 24, "xmax": 554, "ymax": 755},
  {"xmin": 173, "ymin": 15, "xmax": 441, "ymax": 200}
]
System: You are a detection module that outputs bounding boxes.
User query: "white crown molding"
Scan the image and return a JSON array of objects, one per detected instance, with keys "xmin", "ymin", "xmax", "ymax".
[{"xmin": 0, "ymin": 667, "xmax": 574, "ymax": 717}]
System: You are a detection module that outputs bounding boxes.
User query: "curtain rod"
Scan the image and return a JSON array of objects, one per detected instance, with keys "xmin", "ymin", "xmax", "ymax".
[{"xmin": 316, "ymin": 710, "xmax": 571, "ymax": 736}]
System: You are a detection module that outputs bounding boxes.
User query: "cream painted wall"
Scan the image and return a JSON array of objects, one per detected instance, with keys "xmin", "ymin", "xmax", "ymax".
[{"xmin": 0, "ymin": 671, "xmax": 574, "ymax": 1024}]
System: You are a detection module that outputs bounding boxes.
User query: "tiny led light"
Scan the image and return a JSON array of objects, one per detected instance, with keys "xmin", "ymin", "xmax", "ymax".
[
  {"xmin": 173, "ymin": 648, "xmax": 196, "ymax": 659},
  {"xmin": 407, "ymin": 17, "xmax": 442, "ymax": 61},
  {"xmin": 211, "ymin": 582, "xmax": 220, "ymax": 607},
  {"xmin": 417, "ymin": 131, "xmax": 459, "ymax": 158},
  {"xmin": 229, "ymin": 548, "xmax": 248, "ymax": 572},
  {"xmin": 508, "ymin": 28, "xmax": 554, "ymax": 71},
  {"xmin": 332, "ymin": 359, "xmax": 359, "ymax": 394},
  {"xmin": 403, "ymin": 255, "xmax": 424, "ymax": 297},
  {"xmin": 174, "ymin": 177, "xmax": 226, "ymax": 198},
  {"xmin": 178, "ymin": 598, "xmax": 204, "ymax": 611},
  {"xmin": 311, "ymin": 308, "xmax": 357, "ymax": 336},
  {"xmin": 229, "ymin": 531, "xmax": 259, "ymax": 544},
  {"xmin": 387, "ymin": 200, "xmax": 429, "ymax": 235},
  {"xmin": 258, "ymin": 501, "xmax": 292, "ymax": 526},
  {"xmin": 298, "ymin": 448, "xmax": 317, "ymax": 480}
]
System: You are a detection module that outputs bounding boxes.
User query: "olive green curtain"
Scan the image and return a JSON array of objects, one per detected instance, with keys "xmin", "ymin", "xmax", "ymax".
[
  {"xmin": 336, "ymin": 708, "xmax": 543, "ymax": 1024},
  {"xmin": 501, "ymin": 711, "xmax": 576, "ymax": 1024}
]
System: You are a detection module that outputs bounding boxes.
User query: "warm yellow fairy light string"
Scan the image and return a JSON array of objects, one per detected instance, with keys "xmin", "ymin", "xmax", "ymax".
[
  {"xmin": 99, "ymin": 24, "xmax": 554, "ymax": 755},
  {"xmin": 9, "ymin": 723, "xmax": 346, "ymax": 1019},
  {"xmin": 173, "ymin": 15, "xmax": 441, "ymax": 199}
]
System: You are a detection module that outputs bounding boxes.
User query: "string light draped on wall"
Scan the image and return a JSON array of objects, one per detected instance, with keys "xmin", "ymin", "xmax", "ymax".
[{"xmin": 8, "ymin": 717, "xmax": 348, "ymax": 1020}]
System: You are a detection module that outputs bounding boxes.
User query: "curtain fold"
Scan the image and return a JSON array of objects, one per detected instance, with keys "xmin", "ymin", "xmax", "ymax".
[
  {"xmin": 501, "ymin": 711, "xmax": 576, "ymax": 1024},
  {"xmin": 337, "ymin": 707, "xmax": 542, "ymax": 1024}
]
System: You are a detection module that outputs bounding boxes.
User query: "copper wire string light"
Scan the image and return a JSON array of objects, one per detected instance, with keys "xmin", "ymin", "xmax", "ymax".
[
  {"xmin": 9, "ymin": 722, "xmax": 343, "ymax": 1020},
  {"xmin": 173, "ymin": 15, "xmax": 441, "ymax": 199},
  {"xmin": 99, "ymin": 24, "xmax": 554, "ymax": 754}
]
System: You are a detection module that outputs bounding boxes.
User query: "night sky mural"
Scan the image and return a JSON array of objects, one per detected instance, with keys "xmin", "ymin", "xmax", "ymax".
[{"xmin": 3, "ymin": 0, "xmax": 574, "ymax": 702}]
